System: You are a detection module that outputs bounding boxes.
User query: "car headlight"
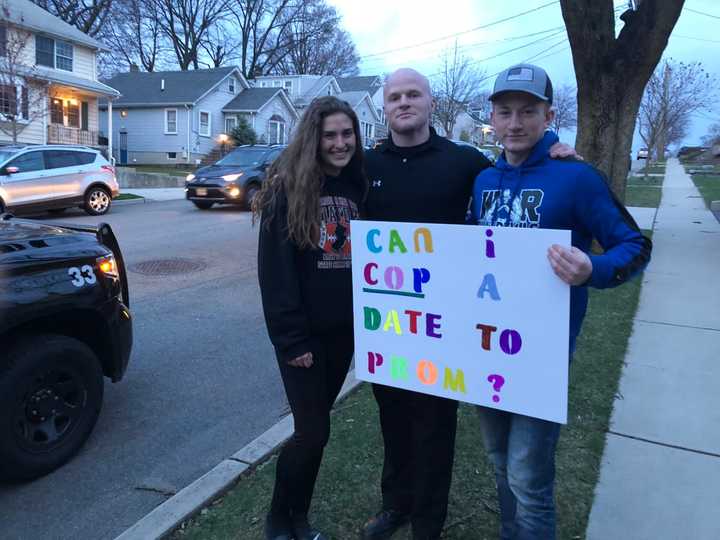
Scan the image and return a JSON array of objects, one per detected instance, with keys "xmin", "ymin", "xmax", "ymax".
[
  {"xmin": 222, "ymin": 173, "xmax": 243, "ymax": 182},
  {"xmin": 97, "ymin": 254, "xmax": 118, "ymax": 278},
  {"xmin": 186, "ymin": 173, "xmax": 195, "ymax": 182}
]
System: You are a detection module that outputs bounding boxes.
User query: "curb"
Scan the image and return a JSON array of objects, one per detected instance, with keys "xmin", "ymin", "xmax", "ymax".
[
  {"xmin": 114, "ymin": 197, "xmax": 147, "ymax": 206},
  {"xmin": 115, "ymin": 371, "xmax": 363, "ymax": 540}
]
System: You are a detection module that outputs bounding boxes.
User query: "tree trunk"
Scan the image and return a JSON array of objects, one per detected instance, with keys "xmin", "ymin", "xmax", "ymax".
[{"xmin": 560, "ymin": 0, "xmax": 684, "ymax": 200}]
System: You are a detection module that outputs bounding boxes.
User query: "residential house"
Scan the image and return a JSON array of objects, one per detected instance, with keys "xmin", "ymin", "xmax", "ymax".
[
  {"xmin": 253, "ymin": 74, "xmax": 382, "ymax": 147},
  {"xmin": 337, "ymin": 75, "xmax": 387, "ymax": 140},
  {"xmin": 0, "ymin": 0, "xmax": 120, "ymax": 149},
  {"xmin": 99, "ymin": 67, "xmax": 298, "ymax": 165},
  {"xmin": 434, "ymin": 110, "xmax": 495, "ymax": 146}
]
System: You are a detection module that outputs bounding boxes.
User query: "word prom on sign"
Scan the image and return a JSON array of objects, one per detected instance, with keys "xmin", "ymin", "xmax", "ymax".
[{"xmin": 351, "ymin": 220, "xmax": 570, "ymax": 424}]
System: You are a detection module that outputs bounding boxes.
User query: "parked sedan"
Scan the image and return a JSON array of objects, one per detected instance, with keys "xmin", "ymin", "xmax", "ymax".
[
  {"xmin": 636, "ymin": 148, "xmax": 649, "ymax": 160},
  {"xmin": 185, "ymin": 145, "xmax": 285, "ymax": 210}
]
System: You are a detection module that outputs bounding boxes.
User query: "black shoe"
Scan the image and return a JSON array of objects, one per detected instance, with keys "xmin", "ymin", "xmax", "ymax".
[
  {"xmin": 265, "ymin": 513, "xmax": 295, "ymax": 540},
  {"xmin": 360, "ymin": 509, "xmax": 409, "ymax": 539},
  {"xmin": 291, "ymin": 513, "xmax": 328, "ymax": 540}
]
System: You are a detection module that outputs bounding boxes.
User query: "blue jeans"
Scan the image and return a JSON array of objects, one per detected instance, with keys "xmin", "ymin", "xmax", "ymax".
[{"xmin": 476, "ymin": 407, "xmax": 562, "ymax": 540}]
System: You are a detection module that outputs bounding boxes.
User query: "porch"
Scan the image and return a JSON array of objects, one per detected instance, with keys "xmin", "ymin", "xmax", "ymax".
[{"xmin": 47, "ymin": 124, "xmax": 103, "ymax": 146}]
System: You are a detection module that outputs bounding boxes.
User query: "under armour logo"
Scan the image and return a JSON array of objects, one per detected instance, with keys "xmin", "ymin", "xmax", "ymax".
[{"xmin": 372, "ymin": 180, "xmax": 382, "ymax": 187}]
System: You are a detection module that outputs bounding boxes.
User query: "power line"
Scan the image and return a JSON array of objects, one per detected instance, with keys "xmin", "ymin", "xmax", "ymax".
[
  {"xmin": 359, "ymin": 26, "xmax": 566, "ymax": 70},
  {"xmin": 684, "ymin": 7, "xmax": 720, "ymax": 20},
  {"xmin": 672, "ymin": 34, "xmax": 720, "ymax": 43},
  {"xmin": 358, "ymin": 0, "xmax": 560, "ymax": 60}
]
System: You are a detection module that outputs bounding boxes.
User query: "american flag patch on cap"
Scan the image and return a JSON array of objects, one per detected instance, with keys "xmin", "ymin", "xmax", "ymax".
[{"xmin": 507, "ymin": 67, "xmax": 534, "ymax": 81}]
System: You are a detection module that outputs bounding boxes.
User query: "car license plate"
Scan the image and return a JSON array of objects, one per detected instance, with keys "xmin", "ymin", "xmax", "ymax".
[{"xmin": 196, "ymin": 188, "xmax": 207, "ymax": 196}]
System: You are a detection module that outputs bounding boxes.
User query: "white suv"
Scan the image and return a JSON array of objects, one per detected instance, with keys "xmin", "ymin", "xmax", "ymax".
[{"xmin": 0, "ymin": 145, "xmax": 119, "ymax": 216}]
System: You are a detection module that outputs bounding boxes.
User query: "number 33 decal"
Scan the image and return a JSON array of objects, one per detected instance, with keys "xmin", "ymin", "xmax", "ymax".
[{"xmin": 68, "ymin": 265, "xmax": 97, "ymax": 287}]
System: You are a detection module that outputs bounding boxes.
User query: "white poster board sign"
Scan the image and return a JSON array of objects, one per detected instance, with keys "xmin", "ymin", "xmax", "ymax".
[{"xmin": 351, "ymin": 220, "xmax": 571, "ymax": 424}]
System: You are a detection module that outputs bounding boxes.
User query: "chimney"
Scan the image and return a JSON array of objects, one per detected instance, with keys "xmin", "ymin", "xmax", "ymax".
[
  {"xmin": 161, "ymin": 79, "xmax": 165, "ymax": 91},
  {"xmin": 129, "ymin": 63, "xmax": 139, "ymax": 73}
]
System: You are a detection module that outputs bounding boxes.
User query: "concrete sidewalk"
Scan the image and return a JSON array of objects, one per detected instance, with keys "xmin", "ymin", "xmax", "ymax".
[{"xmin": 587, "ymin": 159, "xmax": 720, "ymax": 540}]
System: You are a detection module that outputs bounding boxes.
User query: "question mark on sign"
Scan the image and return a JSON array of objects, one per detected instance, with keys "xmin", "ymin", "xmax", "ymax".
[{"xmin": 487, "ymin": 374, "xmax": 505, "ymax": 403}]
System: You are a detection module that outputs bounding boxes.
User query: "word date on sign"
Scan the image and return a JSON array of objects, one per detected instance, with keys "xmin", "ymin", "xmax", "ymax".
[{"xmin": 352, "ymin": 220, "xmax": 571, "ymax": 424}]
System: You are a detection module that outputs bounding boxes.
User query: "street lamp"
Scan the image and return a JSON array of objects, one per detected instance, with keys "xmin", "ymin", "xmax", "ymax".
[{"xmin": 218, "ymin": 133, "xmax": 229, "ymax": 156}]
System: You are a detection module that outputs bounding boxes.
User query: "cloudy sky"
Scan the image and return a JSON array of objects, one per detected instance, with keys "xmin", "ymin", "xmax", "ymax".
[{"xmin": 330, "ymin": 0, "xmax": 720, "ymax": 148}]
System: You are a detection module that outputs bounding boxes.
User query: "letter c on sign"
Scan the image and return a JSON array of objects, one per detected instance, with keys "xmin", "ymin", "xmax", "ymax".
[
  {"xmin": 367, "ymin": 229, "xmax": 381, "ymax": 253},
  {"xmin": 364, "ymin": 262, "xmax": 378, "ymax": 285}
]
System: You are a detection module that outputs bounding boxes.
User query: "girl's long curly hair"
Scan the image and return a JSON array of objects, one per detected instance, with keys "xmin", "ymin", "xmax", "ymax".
[{"xmin": 252, "ymin": 96, "xmax": 367, "ymax": 249}]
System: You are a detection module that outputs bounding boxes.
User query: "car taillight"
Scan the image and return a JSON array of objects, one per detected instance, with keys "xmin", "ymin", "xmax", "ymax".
[{"xmin": 101, "ymin": 165, "xmax": 115, "ymax": 175}]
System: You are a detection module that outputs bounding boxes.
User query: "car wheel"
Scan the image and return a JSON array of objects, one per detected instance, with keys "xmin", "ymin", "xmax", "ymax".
[
  {"xmin": 244, "ymin": 184, "xmax": 259, "ymax": 210},
  {"xmin": 192, "ymin": 201, "xmax": 214, "ymax": 210},
  {"xmin": 84, "ymin": 187, "xmax": 112, "ymax": 216},
  {"xmin": 0, "ymin": 334, "xmax": 104, "ymax": 482}
]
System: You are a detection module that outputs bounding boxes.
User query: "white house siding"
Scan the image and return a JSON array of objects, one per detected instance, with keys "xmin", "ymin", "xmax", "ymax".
[
  {"xmin": 255, "ymin": 99, "xmax": 296, "ymax": 144},
  {"xmin": 353, "ymin": 99, "xmax": 377, "ymax": 146},
  {"xmin": 194, "ymin": 82, "xmax": 237, "ymax": 155},
  {"xmin": 100, "ymin": 106, "xmax": 195, "ymax": 165},
  {"xmin": 72, "ymin": 45, "xmax": 95, "ymax": 80}
]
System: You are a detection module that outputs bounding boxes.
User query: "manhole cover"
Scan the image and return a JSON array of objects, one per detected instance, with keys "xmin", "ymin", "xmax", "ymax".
[{"xmin": 129, "ymin": 258, "xmax": 207, "ymax": 276}]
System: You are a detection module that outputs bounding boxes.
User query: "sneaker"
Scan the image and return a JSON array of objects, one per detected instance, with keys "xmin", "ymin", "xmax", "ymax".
[
  {"xmin": 360, "ymin": 509, "xmax": 409, "ymax": 539},
  {"xmin": 265, "ymin": 512, "xmax": 295, "ymax": 540},
  {"xmin": 291, "ymin": 513, "xmax": 328, "ymax": 540}
]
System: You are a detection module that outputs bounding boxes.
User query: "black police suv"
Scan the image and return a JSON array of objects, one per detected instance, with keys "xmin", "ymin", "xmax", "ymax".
[
  {"xmin": 185, "ymin": 144, "xmax": 285, "ymax": 210},
  {"xmin": 0, "ymin": 214, "xmax": 132, "ymax": 481}
]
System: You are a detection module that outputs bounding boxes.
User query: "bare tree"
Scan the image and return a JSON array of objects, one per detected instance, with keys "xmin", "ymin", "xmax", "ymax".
[
  {"xmin": 550, "ymin": 84, "xmax": 577, "ymax": 137},
  {"xmin": 701, "ymin": 122, "xmax": 720, "ymax": 147},
  {"xmin": 103, "ymin": 0, "xmax": 164, "ymax": 73},
  {"xmin": 153, "ymin": 0, "xmax": 230, "ymax": 70},
  {"xmin": 432, "ymin": 43, "xmax": 485, "ymax": 139},
  {"xmin": 31, "ymin": 0, "xmax": 114, "ymax": 37},
  {"xmin": 638, "ymin": 60, "xmax": 716, "ymax": 161},
  {"xmin": 560, "ymin": 0, "xmax": 685, "ymax": 200},
  {"xmin": 0, "ymin": 13, "xmax": 49, "ymax": 143},
  {"xmin": 274, "ymin": 0, "xmax": 359, "ymax": 76},
  {"xmin": 226, "ymin": 0, "xmax": 301, "ymax": 78}
]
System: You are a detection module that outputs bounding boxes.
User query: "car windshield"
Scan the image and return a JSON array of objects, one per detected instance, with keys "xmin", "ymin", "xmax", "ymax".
[{"xmin": 216, "ymin": 148, "xmax": 269, "ymax": 167}]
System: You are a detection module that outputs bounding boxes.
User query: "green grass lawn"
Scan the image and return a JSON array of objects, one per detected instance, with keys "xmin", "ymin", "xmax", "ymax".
[
  {"xmin": 639, "ymin": 162, "xmax": 666, "ymax": 175},
  {"xmin": 690, "ymin": 174, "xmax": 720, "ymax": 209},
  {"xmin": 624, "ymin": 185, "xmax": 662, "ymax": 208},
  {"xmin": 116, "ymin": 193, "xmax": 143, "ymax": 200},
  {"xmin": 173, "ymin": 262, "xmax": 648, "ymax": 540}
]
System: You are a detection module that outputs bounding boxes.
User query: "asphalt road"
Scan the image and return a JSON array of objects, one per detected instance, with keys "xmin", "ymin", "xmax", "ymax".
[{"xmin": 0, "ymin": 200, "xmax": 289, "ymax": 539}]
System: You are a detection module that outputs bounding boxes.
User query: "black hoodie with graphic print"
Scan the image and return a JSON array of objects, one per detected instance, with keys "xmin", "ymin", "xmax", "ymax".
[{"xmin": 258, "ymin": 171, "xmax": 364, "ymax": 362}]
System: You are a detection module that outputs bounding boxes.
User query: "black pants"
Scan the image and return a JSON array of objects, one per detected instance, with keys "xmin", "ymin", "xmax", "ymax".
[
  {"xmin": 372, "ymin": 383, "xmax": 459, "ymax": 539},
  {"xmin": 270, "ymin": 331, "xmax": 354, "ymax": 517}
]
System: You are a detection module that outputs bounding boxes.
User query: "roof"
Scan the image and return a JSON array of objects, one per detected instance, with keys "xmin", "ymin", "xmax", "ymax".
[
  {"xmin": 338, "ymin": 91, "xmax": 369, "ymax": 108},
  {"xmin": 222, "ymin": 88, "xmax": 281, "ymax": 111},
  {"xmin": 24, "ymin": 65, "xmax": 120, "ymax": 97},
  {"xmin": 337, "ymin": 76, "xmax": 381, "ymax": 93},
  {"xmin": 4, "ymin": 0, "xmax": 107, "ymax": 51},
  {"xmin": 102, "ymin": 67, "xmax": 240, "ymax": 107}
]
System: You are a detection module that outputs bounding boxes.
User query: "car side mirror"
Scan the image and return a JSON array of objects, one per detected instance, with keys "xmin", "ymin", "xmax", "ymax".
[{"xmin": 5, "ymin": 166, "xmax": 19, "ymax": 175}]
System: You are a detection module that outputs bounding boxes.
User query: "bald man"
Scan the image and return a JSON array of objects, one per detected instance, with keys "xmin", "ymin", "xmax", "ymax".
[{"xmin": 361, "ymin": 68, "xmax": 575, "ymax": 540}]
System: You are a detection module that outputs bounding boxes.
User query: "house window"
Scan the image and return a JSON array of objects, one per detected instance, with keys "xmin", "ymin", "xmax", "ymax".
[
  {"xmin": 35, "ymin": 36, "xmax": 73, "ymax": 71},
  {"xmin": 272, "ymin": 80, "xmax": 282, "ymax": 88},
  {"xmin": 167, "ymin": 152, "xmax": 177, "ymax": 160},
  {"xmin": 228, "ymin": 78, "xmax": 236, "ymax": 93},
  {"xmin": 268, "ymin": 115, "xmax": 286, "ymax": 144},
  {"xmin": 51, "ymin": 99, "xmax": 63, "ymax": 124},
  {"xmin": 284, "ymin": 80, "xmax": 292, "ymax": 91},
  {"xmin": 55, "ymin": 41, "xmax": 73, "ymax": 71},
  {"xmin": 260, "ymin": 81, "xmax": 268, "ymax": 88},
  {"xmin": 0, "ymin": 84, "xmax": 29, "ymax": 120},
  {"xmin": 225, "ymin": 116, "xmax": 237, "ymax": 133},
  {"xmin": 165, "ymin": 108, "xmax": 177, "ymax": 134},
  {"xmin": 0, "ymin": 84, "xmax": 16, "ymax": 116},
  {"xmin": 0, "ymin": 24, "xmax": 6, "ymax": 57},
  {"xmin": 67, "ymin": 100, "xmax": 79, "ymax": 128},
  {"xmin": 199, "ymin": 110, "xmax": 211, "ymax": 136}
]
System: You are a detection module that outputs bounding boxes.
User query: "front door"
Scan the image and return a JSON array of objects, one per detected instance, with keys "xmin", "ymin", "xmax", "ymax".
[{"xmin": 119, "ymin": 131, "xmax": 128, "ymax": 165}]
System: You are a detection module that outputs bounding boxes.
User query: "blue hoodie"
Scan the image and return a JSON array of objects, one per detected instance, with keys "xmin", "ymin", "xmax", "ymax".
[{"xmin": 470, "ymin": 131, "xmax": 652, "ymax": 350}]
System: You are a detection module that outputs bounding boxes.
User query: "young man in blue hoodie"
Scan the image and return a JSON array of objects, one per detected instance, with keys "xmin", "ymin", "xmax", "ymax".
[{"xmin": 470, "ymin": 64, "xmax": 652, "ymax": 540}]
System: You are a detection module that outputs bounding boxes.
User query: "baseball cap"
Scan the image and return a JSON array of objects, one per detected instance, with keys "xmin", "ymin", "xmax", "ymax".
[{"xmin": 489, "ymin": 64, "xmax": 553, "ymax": 104}]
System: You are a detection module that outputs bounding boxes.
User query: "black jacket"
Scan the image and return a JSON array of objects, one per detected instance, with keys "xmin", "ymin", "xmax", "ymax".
[
  {"xmin": 258, "ymin": 172, "xmax": 364, "ymax": 361},
  {"xmin": 365, "ymin": 128, "xmax": 491, "ymax": 223}
]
